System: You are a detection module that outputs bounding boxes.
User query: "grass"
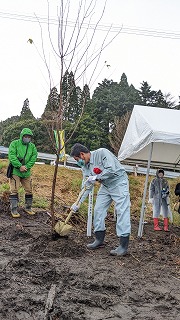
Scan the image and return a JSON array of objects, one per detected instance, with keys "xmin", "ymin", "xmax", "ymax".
[
  {"xmin": 70, "ymin": 177, "xmax": 82, "ymax": 192},
  {"xmin": 33, "ymin": 197, "xmax": 49, "ymax": 209},
  {"xmin": 0, "ymin": 159, "xmax": 180, "ymax": 226},
  {"xmin": 0, "ymin": 183, "xmax": 10, "ymax": 192},
  {"xmin": 0, "ymin": 161, "xmax": 7, "ymax": 170}
]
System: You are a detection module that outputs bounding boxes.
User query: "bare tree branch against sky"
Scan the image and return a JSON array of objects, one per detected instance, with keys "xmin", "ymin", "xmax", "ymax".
[{"xmin": 1, "ymin": 0, "xmax": 180, "ymax": 120}]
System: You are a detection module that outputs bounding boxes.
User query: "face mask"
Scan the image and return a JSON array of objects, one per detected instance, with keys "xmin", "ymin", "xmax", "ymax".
[
  {"xmin": 77, "ymin": 159, "xmax": 85, "ymax": 167},
  {"xmin": 23, "ymin": 137, "xmax": 31, "ymax": 144}
]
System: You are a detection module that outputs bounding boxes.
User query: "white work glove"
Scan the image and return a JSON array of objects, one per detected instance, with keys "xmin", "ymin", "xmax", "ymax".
[
  {"xmin": 71, "ymin": 202, "xmax": 81, "ymax": 212},
  {"xmin": 148, "ymin": 198, "xmax": 154, "ymax": 204},
  {"xmin": 85, "ymin": 175, "xmax": 97, "ymax": 186}
]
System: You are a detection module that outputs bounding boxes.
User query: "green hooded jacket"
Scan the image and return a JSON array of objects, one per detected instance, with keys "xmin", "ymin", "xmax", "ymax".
[{"xmin": 8, "ymin": 128, "xmax": 38, "ymax": 178}]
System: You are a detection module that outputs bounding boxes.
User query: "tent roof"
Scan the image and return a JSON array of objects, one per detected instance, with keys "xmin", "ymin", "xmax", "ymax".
[{"xmin": 118, "ymin": 105, "xmax": 180, "ymax": 170}]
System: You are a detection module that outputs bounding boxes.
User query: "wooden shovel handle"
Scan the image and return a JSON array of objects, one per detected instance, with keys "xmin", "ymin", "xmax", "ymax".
[
  {"xmin": 75, "ymin": 186, "xmax": 86, "ymax": 205},
  {"xmin": 64, "ymin": 186, "xmax": 87, "ymax": 225},
  {"xmin": 64, "ymin": 209, "xmax": 74, "ymax": 224}
]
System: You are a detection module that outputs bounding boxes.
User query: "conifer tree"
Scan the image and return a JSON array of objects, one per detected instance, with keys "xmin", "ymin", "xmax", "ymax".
[
  {"xmin": 42, "ymin": 87, "xmax": 59, "ymax": 119},
  {"xmin": 20, "ymin": 98, "xmax": 35, "ymax": 120}
]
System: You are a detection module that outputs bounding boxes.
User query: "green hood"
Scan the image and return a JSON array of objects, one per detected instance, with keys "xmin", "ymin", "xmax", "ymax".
[{"xmin": 20, "ymin": 128, "xmax": 33, "ymax": 142}]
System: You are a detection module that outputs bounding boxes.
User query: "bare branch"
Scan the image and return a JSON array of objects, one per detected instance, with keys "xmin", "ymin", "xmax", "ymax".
[
  {"xmin": 35, "ymin": 12, "xmax": 52, "ymax": 90},
  {"xmin": 65, "ymin": 92, "xmax": 87, "ymax": 144},
  {"xmin": 75, "ymin": 23, "xmax": 123, "ymax": 87},
  {"xmin": 47, "ymin": 0, "xmax": 60, "ymax": 59},
  {"xmin": 69, "ymin": 0, "xmax": 107, "ymax": 77},
  {"xmin": 109, "ymin": 112, "xmax": 132, "ymax": 155},
  {"xmin": 36, "ymin": 0, "xmax": 122, "ymax": 233}
]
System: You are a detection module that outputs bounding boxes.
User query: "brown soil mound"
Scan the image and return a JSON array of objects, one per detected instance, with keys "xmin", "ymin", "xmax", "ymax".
[{"xmin": 0, "ymin": 196, "xmax": 179, "ymax": 320}]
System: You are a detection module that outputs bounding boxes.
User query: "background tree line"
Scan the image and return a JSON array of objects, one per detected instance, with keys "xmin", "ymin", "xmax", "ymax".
[{"xmin": 1, "ymin": 72, "xmax": 180, "ymax": 156}]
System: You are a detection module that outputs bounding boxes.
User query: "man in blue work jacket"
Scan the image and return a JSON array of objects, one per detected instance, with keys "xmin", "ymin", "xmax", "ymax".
[{"xmin": 70, "ymin": 143, "xmax": 131, "ymax": 256}]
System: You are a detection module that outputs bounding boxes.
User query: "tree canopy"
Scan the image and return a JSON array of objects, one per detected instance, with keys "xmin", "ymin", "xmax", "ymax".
[{"xmin": 1, "ymin": 72, "xmax": 179, "ymax": 153}]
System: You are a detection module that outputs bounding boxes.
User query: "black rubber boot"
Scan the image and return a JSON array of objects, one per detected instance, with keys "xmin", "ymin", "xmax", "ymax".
[
  {"xmin": 25, "ymin": 194, "xmax": 35, "ymax": 215},
  {"xmin": 10, "ymin": 194, "xmax": 20, "ymax": 218},
  {"xmin": 87, "ymin": 230, "xmax": 105, "ymax": 249},
  {"xmin": 110, "ymin": 235, "xmax": 129, "ymax": 256}
]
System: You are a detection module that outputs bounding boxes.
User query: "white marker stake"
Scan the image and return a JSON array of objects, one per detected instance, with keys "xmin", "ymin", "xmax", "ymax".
[{"xmin": 87, "ymin": 186, "xmax": 94, "ymax": 236}]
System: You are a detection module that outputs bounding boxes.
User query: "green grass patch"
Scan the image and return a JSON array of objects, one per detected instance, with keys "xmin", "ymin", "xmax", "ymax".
[
  {"xmin": 71, "ymin": 178, "xmax": 83, "ymax": 192},
  {"xmin": 129, "ymin": 176, "xmax": 141, "ymax": 186},
  {"xmin": 19, "ymin": 196, "xmax": 48, "ymax": 209},
  {"xmin": 0, "ymin": 162, "xmax": 7, "ymax": 170},
  {"xmin": 18, "ymin": 187, "xmax": 25, "ymax": 196},
  {"xmin": 0, "ymin": 183, "xmax": 10, "ymax": 192},
  {"xmin": 172, "ymin": 211, "xmax": 180, "ymax": 226},
  {"xmin": 33, "ymin": 197, "xmax": 49, "ymax": 209}
]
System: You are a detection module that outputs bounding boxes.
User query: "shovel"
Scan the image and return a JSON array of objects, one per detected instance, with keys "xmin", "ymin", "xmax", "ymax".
[{"xmin": 54, "ymin": 186, "xmax": 87, "ymax": 237}]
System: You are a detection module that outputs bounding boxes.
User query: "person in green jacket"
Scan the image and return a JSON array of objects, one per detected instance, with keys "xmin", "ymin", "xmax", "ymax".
[{"xmin": 8, "ymin": 128, "xmax": 38, "ymax": 218}]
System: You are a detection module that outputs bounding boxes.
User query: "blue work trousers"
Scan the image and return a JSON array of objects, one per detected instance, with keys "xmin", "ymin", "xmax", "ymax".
[{"xmin": 93, "ymin": 177, "xmax": 131, "ymax": 236}]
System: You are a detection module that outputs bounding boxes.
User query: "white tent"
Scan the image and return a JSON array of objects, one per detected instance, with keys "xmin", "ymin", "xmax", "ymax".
[{"xmin": 118, "ymin": 105, "xmax": 180, "ymax": 237}]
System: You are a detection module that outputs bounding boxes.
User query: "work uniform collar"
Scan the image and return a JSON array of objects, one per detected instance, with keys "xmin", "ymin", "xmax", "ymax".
[
  {"xmin": 89, "ymin": 151, "xmax": 94, "ymax": 165},
  {"xmin": 85, "ymin": 151, "xmax": 93, "ymax": 168}
]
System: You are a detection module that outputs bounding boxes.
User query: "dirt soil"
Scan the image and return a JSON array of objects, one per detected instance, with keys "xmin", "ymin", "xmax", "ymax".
[{"xmin": 0, "ymin": 195, "xmax": 180, "ymax": 320}]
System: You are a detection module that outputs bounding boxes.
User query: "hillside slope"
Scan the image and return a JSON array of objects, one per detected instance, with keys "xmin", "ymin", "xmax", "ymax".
[{"xmin": 0, "ymin": 161, "xmax": 179, "ymax": 319}]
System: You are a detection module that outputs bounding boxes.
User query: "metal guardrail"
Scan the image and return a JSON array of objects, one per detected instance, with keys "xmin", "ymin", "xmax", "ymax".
[
  {"xmin": 122, "ymin": 159, "xmax": 180, "ymax": 171},
  {"xmin": 123, "ymin": 164, "xmax": 180, "ymax": 178},
  {"xmin": 0, "ymin": 146, "xmax": 74, "ymax": 162},
  {"xmin": 0, "ymin": 146, "xmax": 80, "ymax": 169},
  {"xmin": 0, "ymin": 146, "xmax": 179, "ymax": 178},
  {"xmin": 0, "ymin": 146, "xmax": 8, "ymax": 154}
]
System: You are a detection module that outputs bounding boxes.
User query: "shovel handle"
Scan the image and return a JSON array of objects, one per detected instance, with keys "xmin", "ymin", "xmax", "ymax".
[
  {"xmin": 65, "ymin": 186, "xmax": 87, "ymax": 225},
  {"xmin": 64, "ymin": 209, "xmax": 74, "ymax": 224},
  {"xmin": 75, "ymin": 186, "xmax": 86, "ymax": 205}
]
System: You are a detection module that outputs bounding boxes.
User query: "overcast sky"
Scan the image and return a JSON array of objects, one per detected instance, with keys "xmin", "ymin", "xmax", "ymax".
[{"xmin": 1, "ymin": 0, "xmax": 180, "ymax": 121}]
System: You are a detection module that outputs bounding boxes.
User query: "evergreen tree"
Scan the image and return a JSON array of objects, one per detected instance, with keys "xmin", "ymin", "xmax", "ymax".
[
  {"xmin": 115, "ymin": 74, "xmax": 141, "ymax": 118},
  {"xmin": 20, "ymin": 98, "xmax": 35, "ymax": 120},
  {"xmin": 91, "ymin": 74, "xmax": 141, "ymax": 149},
  {"xmin": 2, "ymin": 119, "xmax": 36, "ymax": 147},
  {"xmin": 65, "ymin": 112, "xmax": 105, "ymax": 154},
  {"xmin": 92, "ymin": 78, "xmax": 118, "ymax": 143},
  {"xmin": 164, "ymin": 93, "xmax": 176, "ymax": 109},
  {"xmin": 42, "ymin": 87, "xmax": 59, "ymax": 119},
  {"xmin": 139, "ymin": 81, "xmax": 169, "ymax": 108},
  {"xmin": 2, "ymin": 119, "xmax": 53, "ymax": 153},
  {"xmin": 151, "ymin": 90, "xmax": 168, "ymax": 108},
  {"xmin": 139, "ymin": 81, "xmax": 152, "ymax": 105},
  {"xmin": 82, "ymin": 84, "xmax": 90, "ymax": 101},
  {"xmin": 0, "ymin": 116, "xmax": 20, "ymax": 144},
  {"xmin": 175, "ymin": 96, "xmax": 180, "ymax": 110},
  {"xmin": 119, "ymin": 73, "xmax": 129, "ymax": 92},
  {"xmin": 62, "ymin": 71, "xmax": 81, "ymax": 122}
]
